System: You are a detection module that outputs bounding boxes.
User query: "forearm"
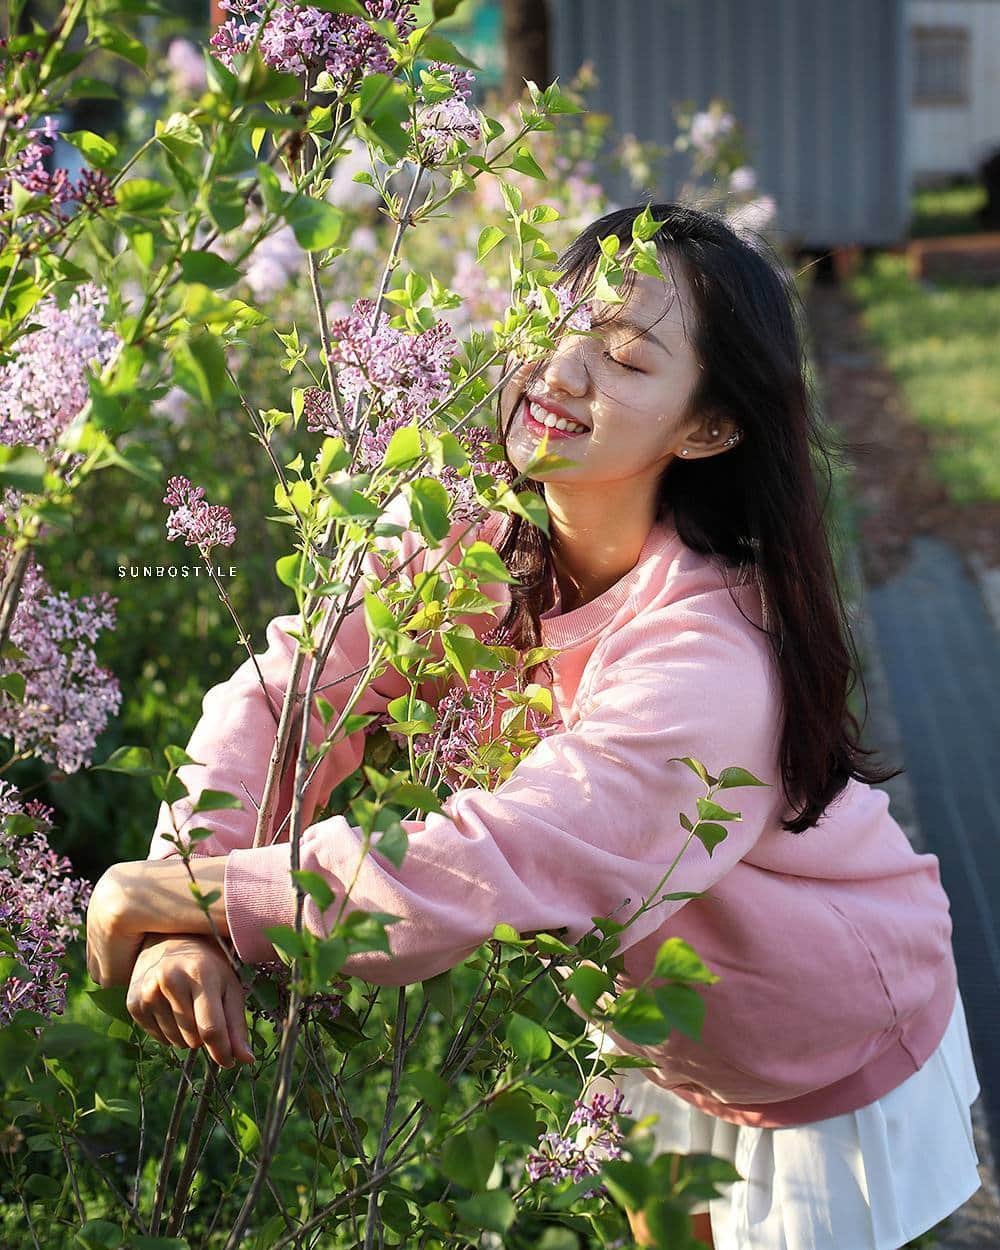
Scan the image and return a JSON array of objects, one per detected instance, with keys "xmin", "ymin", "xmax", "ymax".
[{"xmin": 117, "ymin": 857, "xmax": 231, "ymax": 940}]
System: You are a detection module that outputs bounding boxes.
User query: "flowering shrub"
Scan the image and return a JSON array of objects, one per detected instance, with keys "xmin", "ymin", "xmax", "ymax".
[
  {"xmin": 0, "ymin": 4, "xmax": 766, "ymax": 1246},
  {"xmin": 0, "ymin": 782, "xmax": 92, "ymax": 1025}
]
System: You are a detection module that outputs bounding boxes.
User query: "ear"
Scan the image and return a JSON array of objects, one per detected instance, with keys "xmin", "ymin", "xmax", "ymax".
[{"xmin": 676, "ymin": 411, "xmax": 743, "ymax": 460}]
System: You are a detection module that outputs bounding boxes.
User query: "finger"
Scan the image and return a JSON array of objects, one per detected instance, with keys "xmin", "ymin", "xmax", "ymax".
[
  {"xmin": 222, "ymin": 980, "xmax": 254, "ymax": 1065},
  {"xmin": 159, "ymin": 977, "xmax": 203, "ymax": 1051},
  {"xmin": 191, "ymin": 982, "xmax": 234, "ymax": 1069},
  {"xmin": 152, "ymin": 998, "xmax": 196, "ymax": 1052},
  {"xmin": 127, "ymin": 994, "xmax": 177, "ymax": 1051}
]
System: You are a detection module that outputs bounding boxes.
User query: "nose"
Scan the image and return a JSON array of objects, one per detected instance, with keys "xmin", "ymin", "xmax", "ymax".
[{"xmin": 540, "ymin": 333, "xmax": 590, "ymax": 396}]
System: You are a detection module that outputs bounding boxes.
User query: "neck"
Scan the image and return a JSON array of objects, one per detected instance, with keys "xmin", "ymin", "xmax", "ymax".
[{"xmin": 544, "ymin": 482, "xmax": 660, "ymax": 612}]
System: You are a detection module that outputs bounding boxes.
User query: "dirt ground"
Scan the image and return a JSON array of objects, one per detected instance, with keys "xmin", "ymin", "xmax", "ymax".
[{"xmin": 804, "ymin": 281, "xmax": 1000, "ymax": 584}]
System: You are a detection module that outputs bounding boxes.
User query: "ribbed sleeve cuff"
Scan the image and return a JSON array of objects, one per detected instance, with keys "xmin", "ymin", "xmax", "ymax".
[{"xmin": 224, "ymin": 843, "xmax": 299, "ymax": 966}]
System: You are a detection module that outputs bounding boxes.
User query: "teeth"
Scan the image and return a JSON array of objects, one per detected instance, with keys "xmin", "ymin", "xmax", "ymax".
[{"xmin": 528, "ymin": 401, "xmax": 587, "ymax": 434}]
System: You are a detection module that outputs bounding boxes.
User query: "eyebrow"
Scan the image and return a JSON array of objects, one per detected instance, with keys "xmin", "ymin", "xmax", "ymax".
[{"xmin": 596, "ymin": 316, "xmax": 672, "ymax": 355}]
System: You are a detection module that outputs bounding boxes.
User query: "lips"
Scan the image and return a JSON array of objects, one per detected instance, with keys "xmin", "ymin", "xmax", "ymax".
[{"xmin": 521, "ymin": 397, "xmax": 590, "ymax": 440}]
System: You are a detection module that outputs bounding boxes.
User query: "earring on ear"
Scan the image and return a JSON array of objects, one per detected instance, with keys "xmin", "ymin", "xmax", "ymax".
[{"xmin": 681, "ymin": 448, "xmax": 690, "ymax": 456}]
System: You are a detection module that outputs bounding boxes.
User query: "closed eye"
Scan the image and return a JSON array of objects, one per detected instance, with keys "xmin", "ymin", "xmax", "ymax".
[{"xmin": 602, "ymin": 350, "xmax": 642, "ymax": 373}]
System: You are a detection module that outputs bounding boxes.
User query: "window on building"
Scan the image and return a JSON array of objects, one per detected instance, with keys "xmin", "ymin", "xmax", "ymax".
[{"xmin": 912, "ymin": 26, "xmax": 970, "ymax": 106}]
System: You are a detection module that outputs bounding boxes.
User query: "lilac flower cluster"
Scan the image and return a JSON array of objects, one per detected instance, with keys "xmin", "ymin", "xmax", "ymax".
[
  {"xmin": 408, "ymin": 666, "xmax": 557, "ymax": 788},
  {"xmin": 163, "ymin": 475, "xmax": 238, "ymax": 553},
  {"xmin": 249, "ymin": 958, "xmax": 343, "ymax": 1028},
  {"xmin": 416, "ymin": 61, "xmax": 481, "ymax": 165},
  {"xmin": 526, "ymin": 1087, "xmax": 632, "ymax": 1193},
  {"xmin": 688, "ymin": 107, "xmax": 735, "ymax": 158},
  {"xmin": 0, "ymin": 110, "xmax": 115, "ymax": 219},
  {"xmin": 210, "ymin": 0, "xmax": 416, "ymax": 88},
  {"xmin": 0, "ymin": 781, "xmax": 92, "ymax": 1027},
  {"xmin": 0, "ymin": 548, "xmax": 121, "ymax": 774},
  {"xmin": 0, "ymin": 283, "xmax": 120, "ymax": 453},
  {"xmin": 527, "ymin": 283, "xmax": 594, "ymax": 335},
  {"xmin": 321, "ymin": 298, "xmax": 458, "ymax": 447}
]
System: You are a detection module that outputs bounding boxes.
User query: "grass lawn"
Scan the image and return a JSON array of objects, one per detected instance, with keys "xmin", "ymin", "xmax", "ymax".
[
  {"xmin": 910, "ymin": 184, "xmax": 987, "ymax": 238},
  {"xmin": 846, "ymin": 253, "xmax": 1000, "ymax": 505}
]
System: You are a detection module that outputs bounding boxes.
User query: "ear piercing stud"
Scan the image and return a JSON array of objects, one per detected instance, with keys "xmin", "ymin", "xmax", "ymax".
[{"xmin": 680, "ymin": 427, "xmax": 744, "ymax": 457}]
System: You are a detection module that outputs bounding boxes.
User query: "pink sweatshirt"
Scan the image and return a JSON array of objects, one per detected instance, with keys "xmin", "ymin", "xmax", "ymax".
[{"xmin": 149, "ymin": 501, "xmax": 958, "ymax": 1128}]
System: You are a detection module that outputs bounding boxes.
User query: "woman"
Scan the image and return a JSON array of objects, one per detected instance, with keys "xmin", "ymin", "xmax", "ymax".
[{"xmin": 88, "ymin": 204, "xmax": 982, "ymax": 1250}]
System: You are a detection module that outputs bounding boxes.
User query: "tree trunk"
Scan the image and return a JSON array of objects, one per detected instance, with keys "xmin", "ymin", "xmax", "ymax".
[{"xmin": 501, "ymin": 0, "xmax": 551, "ymax": 105}]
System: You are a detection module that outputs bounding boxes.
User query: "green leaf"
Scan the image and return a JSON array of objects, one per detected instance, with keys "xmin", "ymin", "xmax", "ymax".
[
  {"xmin": 422, "ymin": 968, "xmax": 454, "ymax": 1022},
  {"xmin": 86, "ymin": 986, "xmax": 132, "ymax": 1025},
  {"xmin": 696, "ymin": 797, "xmax": 741, "ymax": 823},
  {"xmin": 93, "ymin": 745, "xmax": 155, "ymax": 775},
  {"xmin": 390, "ymin": 781, "xmax": 443, "ymax": 815},
  {"xmin": 440, "ymin": 1125, "xmax": 497, "ymax": 1191},
  {"xmin": 275, "ymin": 552, "xmax": 301, "ymax": 588},
  {"xmin": 669, "ymin": 755, "xmax": 712, "ymax": 784},
  {"xmin": 164, "ymin": 745, "xmax": 202, "ymax": 770},
  {"xmin": 717, "ymin": 765, "xmax": 768, "ymax": 789},
  {"xmin": 364, "ymin": 592, "xmax": 397, "ymax": 639},
  {"xmin": 652, "ymin": 938, "xmax": 719, "ymax": 985},
  {"xmin": 74, "ymin": 1221, "xmax": 124, "ymax": 1249},
  {"xmin": 290, "ymin": 869, "xmax": 335, "ymax": 912},
  {"xmin": 494, "ymin": 486, "xmax": 550, "ymax": 534},
  {"xmin": 441, "ymin": 626, "xmax": 503, "ymax": 687},
  {"xmin": 455, "ymin": 1191, "xmax": 514, "ymax": 1235},
  {"xmin": 372, "ymin": 822, "xmax": 408, "ymax": 868},
  {"xmin": 381, "ymin": 422, "xmax": 423, "ymax": 470},
  {"xmin": 562, "ymin": 964, "xmax": 613, "ymax": 1013},
  {"xmin": 492, "ymin": 922, "xmax": 527, "ymax": 946},
  {"xmin": 418, "ymin": 33, "xmax": 481, "ymax": 70},
  {"xmin": 461, "ymin": 540, "xmax": 515, "ymax": 584},
  {"xmin": 600, "ymin": 1158, "xmax": 650, "ymax": 1211},
  {"xmin": 508, "ymin": 145, "xmax": 546, "ymax": 180},
  {"xmin": 608, "ymin": 989, "xmax": 670, "ymax": 1046},
  {"xmin": 62, "ymin": 130, "xmax": 117, "ymax": 170},
  {"xmin": 127, "ymin": 1238, "xmax": 190, "ymax": 1249},
  {"xmin": 692, "ymin": 821, "xmax": 728, "ymax": 857},
  {"xmin": 406, "ymin": 1069, "xmax": 450, "ymax": 1111},
  {"xmin": 285, "ymin": 197, "xmax": 343, "ymax": 251},
  {"xmin": 191, "ymin": 788, "xmax": 244, "ymax": 813},
  {"xmin": 0, "ymin": 672, "xmax": 25, "ymax": 702},
  {"xmin": 116, "ymin": 178, "xmax": 173, "ymax": 214},
  {"xmin": 404, "ymin": 477, "xmax": 451, "ymax": 544},
  {"xmin": 180, "ymin": 250, "xmax": 243, "ymax": 290},
  {"xmin": 0, "ymin": 447, "xmax": 47, "ymax": 494},
  {"xmin": 505, "ymin": 1012, "xmax": 551, "ymax": 1064},
  {"xmin": 485, "ymin": 1090, "xmax": 542, "ymax": 1145},
  {"xmin": 232, "ymin": 1106, "xmax": 260, "ymax": 1155},
  {"xmin": 653, "ymin": 983, "xmax": 706, "ymax": 1041},
  {"xmin": 476, "ymin": 225, "xmax": 505, "ymax": 263}
]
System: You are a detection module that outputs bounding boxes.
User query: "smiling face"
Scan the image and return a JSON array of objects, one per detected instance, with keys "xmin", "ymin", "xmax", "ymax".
[{"xmin": 500, "ymin": 257, "xmax": 707, "ymax": 496}]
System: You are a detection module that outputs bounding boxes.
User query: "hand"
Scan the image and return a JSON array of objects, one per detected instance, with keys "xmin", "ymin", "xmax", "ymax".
[
  {"xmin": 86, "ymin": 865, "xmax": 148, "ymax": 988},
  {"xmin": 126, "ymin": 933, "xmax": 254, "ymax": 1069}
]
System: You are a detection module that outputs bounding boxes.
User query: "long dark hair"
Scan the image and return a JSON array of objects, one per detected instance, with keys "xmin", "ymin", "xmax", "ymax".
[{"xmin": 490, "ymin": 202, "xmax": 901, "ymax": 834}]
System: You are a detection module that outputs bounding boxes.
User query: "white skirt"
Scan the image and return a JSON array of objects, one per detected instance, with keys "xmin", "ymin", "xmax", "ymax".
[{"xmin": 601, "ymin": 987, "xmax": 982, "ymax": 1250}]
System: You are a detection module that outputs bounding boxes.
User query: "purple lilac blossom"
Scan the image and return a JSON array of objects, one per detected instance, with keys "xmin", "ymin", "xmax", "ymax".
[
  {"xmin": 728, "ymin": 165, "xmax": 757, "ymax": 195},
  {"xmin": 415, "ymin": 61, "xmax": 480, "ymax": 164},
  {"xmin": 0, "ymin": 283, "xmax": 120, "ymax": 453},
  {"xmin": 163, "ymin": 475, "xmax": 238, "ymax": 553},
  {"xmin": 210, "ymin": 0, "xmax": 416, "ymax": 87},
  {"xmin": 0, "ymin": 112, "xmax": 116, "ymax": 219},
  {"xmin": 408, "ymin": 665, "xmax": 558, "ymax": 788},
  {"xmin": 0, "ymin": 781, "xmax": 92, "ymax": 1026},
  {"xmin": 0, "ymin": 548, "xmax": 121, "ymax": 774},
  {"xmin": 526, "ymin": 1086, "xmax": 632, "ymax": 1195},
  {"xmin": 526, "ymin": 283, "xmax": 593, "ymax": 334},
  {"xmin": 688, "ymin": 108, "xmax": 735, "ymax": 157}
]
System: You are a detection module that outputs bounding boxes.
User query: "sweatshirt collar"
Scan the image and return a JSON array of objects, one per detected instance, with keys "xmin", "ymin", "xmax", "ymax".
[{"xmin": 539, "ymin": 517, "xmax": 680, "ymax": 649}]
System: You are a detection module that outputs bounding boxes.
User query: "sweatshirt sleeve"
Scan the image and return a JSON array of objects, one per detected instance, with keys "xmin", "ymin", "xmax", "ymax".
[
  {"xmin": 147, "ymin": 500, "xmax": 488, "ymax": 863},
  {"xmin": 222, "ymin": 582, "xmax": 786, "ymax": 981}
]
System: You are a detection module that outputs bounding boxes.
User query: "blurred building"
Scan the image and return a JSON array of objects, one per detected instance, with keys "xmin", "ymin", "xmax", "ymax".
[{"xmin": 527, "ymin": 0, "xmax": 999, "ymax": 248}]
